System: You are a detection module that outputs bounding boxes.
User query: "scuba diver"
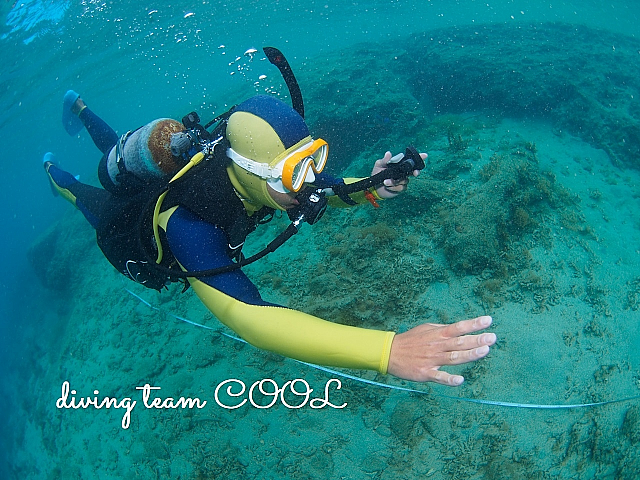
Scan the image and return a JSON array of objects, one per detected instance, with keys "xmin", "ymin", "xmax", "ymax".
[{"xmin": 44, "ymin": 52, "xmax": 496, "ymax": 386}]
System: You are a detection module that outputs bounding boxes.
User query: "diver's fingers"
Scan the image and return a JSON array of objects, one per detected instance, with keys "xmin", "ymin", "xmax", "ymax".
[
  {"xmin": 441, "ymin": 333, "xmax": 497, "ymax": 355},
  {"xmin": 438, "ymin": 316, "xmax": 493, "ymax": 339},
  {"xmin": 424, "ymin": 368, "xmax": 465, "ymax": 386},
  {"xmin": 437, "ymin": 344, "xmax": 492, "ymax": 366},
  {"xmin": 383, "ymin": 178, "xmax": 408, "ymax": 188}
]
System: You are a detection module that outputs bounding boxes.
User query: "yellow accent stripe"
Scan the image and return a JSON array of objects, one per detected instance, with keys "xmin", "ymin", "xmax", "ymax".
[
  {"xmin": 157, "ymin": 206, "xmax": 178, "ymax": 230},
  {"xmin": 153, "ymin": 190, "xmax": 169, "ymax": 263},
  {"xmin": 152, "ymin": 151, "xmax": 206, "ymax": 263},
  {"xmin": 46, "ymin": 167, "xmax": 77, "ymax": 207}
]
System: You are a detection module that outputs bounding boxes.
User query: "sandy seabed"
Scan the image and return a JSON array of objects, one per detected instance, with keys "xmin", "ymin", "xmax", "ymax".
[
  {"xmin": 13, "ymin": 112, "xmax": 640, "ymax": 479},
  {"xmin": 11, "ymin": 22, "xmax": 640, "ymax": 480}
]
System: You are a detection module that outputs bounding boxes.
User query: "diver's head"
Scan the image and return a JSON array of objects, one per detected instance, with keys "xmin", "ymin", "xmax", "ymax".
[{"xmin": 225, "ymin": 95, "xmax": 328, "ymax": 211}]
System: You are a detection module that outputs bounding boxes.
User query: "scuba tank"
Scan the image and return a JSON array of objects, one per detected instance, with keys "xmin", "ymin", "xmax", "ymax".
[{"xmin": 101, "ymin": 118, "xmax": 187, "ymax": 195}]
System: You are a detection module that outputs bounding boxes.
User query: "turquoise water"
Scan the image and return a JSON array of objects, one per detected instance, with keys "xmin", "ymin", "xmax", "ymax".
[{"xmin": 2, "ymin": 1, "xmax": 640, "ymax": 479}]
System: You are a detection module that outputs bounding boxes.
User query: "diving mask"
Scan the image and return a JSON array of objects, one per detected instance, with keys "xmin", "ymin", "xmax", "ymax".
[{"xmin": 227, "ymin": 138, "xmax": 328, "ymax": 193}]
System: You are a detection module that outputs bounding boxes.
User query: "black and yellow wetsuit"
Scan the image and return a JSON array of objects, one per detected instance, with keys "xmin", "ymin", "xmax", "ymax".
[{"xmin": 45, "ymin": 110, "xmax": 395, "ymax": 374}]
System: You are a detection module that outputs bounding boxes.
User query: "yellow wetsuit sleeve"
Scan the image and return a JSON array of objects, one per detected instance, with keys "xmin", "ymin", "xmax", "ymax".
[
  {"xmin": 189, "ymin": 278, "xmax": 396, "ymax": 373},
  {"xmin": 326, "ymin": 177, "xmax": 382, "ymax": 208}
]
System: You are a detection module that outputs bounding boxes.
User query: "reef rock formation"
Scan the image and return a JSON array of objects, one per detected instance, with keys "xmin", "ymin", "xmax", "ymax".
[{"xmin": 303, "ymin": 23, "xmax": 640, "ymax": 171}]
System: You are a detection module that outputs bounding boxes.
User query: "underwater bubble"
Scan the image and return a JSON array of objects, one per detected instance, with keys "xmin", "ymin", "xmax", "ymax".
[
  {"xmin": 258, "ymin": 74, "xmax": 267, "ymax": 80},
  {"xmin": 244, "ymin": 47, "xmax": 257, "ymax": 60},
  {"xmin": 183, "ymin": 11, "xmax": 195, "ymax": 19}
]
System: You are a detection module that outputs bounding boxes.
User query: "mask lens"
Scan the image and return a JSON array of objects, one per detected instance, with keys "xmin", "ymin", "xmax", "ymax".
[
  {"xmin": 309, "ymin": 142, "xmax": 328, "ymax": 172},
  {"xmin": 290, "ymin": 158, "xmax": 314, "ymax": 191},
  {"xmin": 281, "ymin": 139, "xmax": 329, "ymax": 192}
]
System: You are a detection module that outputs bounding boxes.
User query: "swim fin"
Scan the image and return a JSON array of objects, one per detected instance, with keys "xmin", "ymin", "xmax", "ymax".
[
  {"xmin": 43, "ymin": 152, "xmax": 59, "ymax": 197},
  {"xmin": 62, "ymin": 90, "xmax": 84, "ymax": 136}
]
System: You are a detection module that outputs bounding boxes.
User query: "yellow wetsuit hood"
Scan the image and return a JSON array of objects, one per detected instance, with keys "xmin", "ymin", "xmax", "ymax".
[{"xmin": 225, "ymin": 95, "xmax": 312, "ymax": 212}]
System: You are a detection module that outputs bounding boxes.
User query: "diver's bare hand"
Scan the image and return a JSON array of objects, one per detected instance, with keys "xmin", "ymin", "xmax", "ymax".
[
  {"xmin": 371, "ymin": 150, "xmax": 425, "ymax": 199},
  {"xmin": 387, "ymin": 316, "xmax": 496, "ymax": 386}
]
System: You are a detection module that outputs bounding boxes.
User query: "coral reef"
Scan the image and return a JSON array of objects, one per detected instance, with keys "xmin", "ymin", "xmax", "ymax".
[
  {"xmin": 17, "ymin": 21, "xmax": 640, "ymax": 480},
  {"xmin": 625, "ymin": 277, "xmax": 640, "ymax": 311},
  {"xmin": 622, "ymin": 406, "xmax": 640, "ymax": 445},
  {"xmin": 301, "ymin": 45, "xmax": 429, "ymax": 175},
  {"xmin": 27, "ymin": 210, "xmax": 98, "ymax": 291},
  {"xmin": 303, "ymin": 23, "xmax": 640, "ymax": 171},
  {"xmin": 398, "ymin": 23, "xmax": 640, "ymax": 170}
]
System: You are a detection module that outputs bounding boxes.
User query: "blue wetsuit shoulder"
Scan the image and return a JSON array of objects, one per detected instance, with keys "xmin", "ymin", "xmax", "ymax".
[{"xmin": 165, "ymin": 206, "xmax": 276, "ymax": 306}]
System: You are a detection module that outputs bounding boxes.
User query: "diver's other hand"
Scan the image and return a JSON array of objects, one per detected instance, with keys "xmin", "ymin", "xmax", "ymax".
[
  {"xmin": 387, "ymin": 316, "xmax": 496, "ymax": 386},
  {"xmin": 371, "ymin": 150, "xmax": 424, "ymax": 199}
]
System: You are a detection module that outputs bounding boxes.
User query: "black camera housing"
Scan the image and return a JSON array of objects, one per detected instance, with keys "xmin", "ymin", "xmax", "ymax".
[{"xmin": 288, "ymin": 188, "xmax": 328, "ymax": 225}]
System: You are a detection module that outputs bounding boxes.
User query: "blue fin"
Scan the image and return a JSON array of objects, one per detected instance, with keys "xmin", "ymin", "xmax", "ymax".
[
  {"xmin": 62, "ymin": 90, "xmax": 84, "ymax": 136},
  {"xmin": 43, "ymin": 152, "xmax": 59, "ymax": 197}
]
